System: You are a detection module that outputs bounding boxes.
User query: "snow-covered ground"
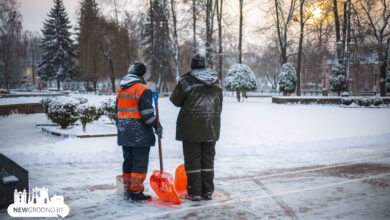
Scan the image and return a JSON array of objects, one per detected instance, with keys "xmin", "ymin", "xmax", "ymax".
[
  {"xmin": 1, "ymin": 96, "xmax": 390, "ymax": 219},
  {"xmin": 0, "ymin": 93, "xmax": 113, "ymax": 106}
]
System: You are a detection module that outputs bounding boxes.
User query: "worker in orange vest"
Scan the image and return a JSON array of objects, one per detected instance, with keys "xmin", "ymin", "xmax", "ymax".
[{"xmin": 116, "ymin": 61, "xmax": 162, "ymax": 202}]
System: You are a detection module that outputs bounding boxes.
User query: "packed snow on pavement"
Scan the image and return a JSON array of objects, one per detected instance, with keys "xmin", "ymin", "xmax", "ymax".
[{"xmin": 1, "ymin": 96, "xmax": 390, "ymax": 219}]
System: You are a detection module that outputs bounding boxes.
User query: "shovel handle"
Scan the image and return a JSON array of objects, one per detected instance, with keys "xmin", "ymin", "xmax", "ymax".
[{"xmin": 152, "ymin": 91, "xmax": 163, "ymax": 171}]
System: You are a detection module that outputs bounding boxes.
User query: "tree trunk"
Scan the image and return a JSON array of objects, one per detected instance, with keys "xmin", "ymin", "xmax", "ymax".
[
  {"xmin": 93, "ymin": 80, "xmax": 97, "ymax": 92},
  {"xmin": 296, "ymin": 0, "xmax": 305, "ymax": 96},
  {"xmin": 238, "ymin": 0, "xmax": 243, "ymax": 64},
  {"xmin": 150, "ymin": 0, "xmax": 155, "ymax": 77},
  {"xmin": 205, "ymin": 0, "xmax": 213, "ymax": 67},
  {"xmin": 242, "ymin": 89, "xmax": 247, "ymax": 99},
  {"xmin": 236, "ymin": 88, "xmax": 241, "ymax": 102},
  {"xmin": 382, "ymin": 38, "xmax": 390, "ymax": 96},
  {"xmin": 342, "ymin": 2, "xmax": 347, "ymax": 62},
  {"xmin": 380, "ymin": 50, "xmax": 388, "ymax": 96},
  {"xmin": 82, "ymin": 122, "xmax": 87, "ymax": 132},
  {"xmin": 345, "ymin": 0, "xmax": 351, "ymax": 92},
  {"xmin": 318, "ymin": 20, "xmax": 323, "ymax": 90},
  {"xmin": 193, "ymin": 0, "xmax": 197, "ymax": 52},
  {"xmin": 217, "ymin": 0, "xmax": 223, "ymax": 85},
  {"xmin": 109, "ymin": 59, "xmax": 116, "ymax": 93},
  {"xmin": 32, "ymin": 62, "xmax": 35, "ymax": 85},
  {"xmin": 333, "ymin": 0, "xmax": 342, "ymax": 64},
  {"xmin": 57, "ymin": 80, "xmax": 60, "ymax": 91},
  {"xmin": 281, "ymin": 46, "xmax": 287, "ymax": 65},
  {"xmin": 171, "ymin": 0, "xmax": 180, "ymax": 83}
]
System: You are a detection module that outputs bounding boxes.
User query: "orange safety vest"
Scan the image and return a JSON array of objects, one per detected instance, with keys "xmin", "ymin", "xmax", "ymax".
[{"xmin": 116, "ymin": 83, "xmax": 150, "ymax": 119}]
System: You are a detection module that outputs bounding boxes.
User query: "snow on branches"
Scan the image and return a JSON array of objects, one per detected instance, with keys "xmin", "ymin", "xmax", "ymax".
[
  {"xmin": 329, "ymin": 63, "xmax": 347, "ymax": 95},
  {"xmin": 41, "ymin": 96, "xmax": 113, "ymax": 130},
  {"xmin": 77, "ymin": 103, "xmax": 100, "ymax": 132},
  {"xmin": 101, "ymin": 98, "xmax": 116, "ymax": 124},
  {"xmin": 37, "ymin": 0, "xmax": 77, "ymax": 87},
  {"xmin": 278, "ymin": 62, "xmax": 297, "ymax": 94},
  {"xmin": 224, "ymin": 64, "xmax": 258, "ymax": 91},
  {"xmin": 47, "ymin": 98, "xmax": 80, "ymax": 129}
]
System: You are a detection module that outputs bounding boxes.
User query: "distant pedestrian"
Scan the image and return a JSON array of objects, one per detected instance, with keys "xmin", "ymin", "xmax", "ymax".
[
  {"xmin": 170, "ymin": 53, "xmax": 223, "ymax": 201},
  {"xmin": 116, "ymin": 61, "xmax": 162, "ymax": 202}
]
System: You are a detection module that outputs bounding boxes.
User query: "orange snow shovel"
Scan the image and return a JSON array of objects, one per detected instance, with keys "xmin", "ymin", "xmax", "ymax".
[
  {"xmin": 150, "ymin": 92, "xmax": 181, "ymax": 205},
  {"xmin": 174, "ymin": 164, "xmax": 187, "ymax": 196}
]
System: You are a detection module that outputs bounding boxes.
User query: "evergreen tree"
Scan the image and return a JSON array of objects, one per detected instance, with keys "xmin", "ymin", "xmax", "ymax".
[
  {"xmin": 329, "ymin": 63, "xmax": 346, "ymax": 96},
  {"xmin": 38, "ymin": 0, "xmax": 77, "ymax": 90},
  {"xmin": 78, "ymin": 0, "xmax": 100, "ymax": 91},
  {"xmin": 278, "ymin": 62, "xmax": 297, "ymax": 96},
  {"xmin": 224, "ymin": 64, "xmax": 258, "ymax": 102},
  {"xmin": 142, "ymin": 0, "xmax": 174, "ymax": 91}
]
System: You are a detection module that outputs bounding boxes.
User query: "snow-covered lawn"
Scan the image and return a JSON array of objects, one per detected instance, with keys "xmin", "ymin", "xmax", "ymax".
[
  {"xmin": 1, "ymin": 96, "xmax": 390, "ymax": 219},
  {"xmin": 0, "ymin": 93, "xmax": 114, "ymax": 106}
]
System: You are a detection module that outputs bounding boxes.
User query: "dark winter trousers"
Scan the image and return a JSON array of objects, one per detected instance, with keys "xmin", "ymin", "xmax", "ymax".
[
  {"xmin": 122, "ymin": 146, "xmax": 151, "ymax": 192},
  {"xmin": 182, "ymin": 141, "xmax": 216, "ymax": 196}
]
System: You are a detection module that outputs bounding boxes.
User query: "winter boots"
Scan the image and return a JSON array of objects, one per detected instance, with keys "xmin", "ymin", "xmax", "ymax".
[
  {"xmin": 186, "ymin": 194, "xmax": 201, "ymax": 201},
  {"xmin": 202, "ymin": 192, "xmax": 212, "ymax": 200},
  {"xmin": 185, "ymin": 192, "xmax": 212, "ymax": 201},
  {"xmin": 124, "ymin": 191, "xmax": 152, "ymax": 202}
]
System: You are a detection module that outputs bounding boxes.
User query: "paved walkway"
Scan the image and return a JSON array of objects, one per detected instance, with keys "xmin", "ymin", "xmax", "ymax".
[{"xmin": 1, "ymin": 144, "xmax": 389, "ymax": 219}]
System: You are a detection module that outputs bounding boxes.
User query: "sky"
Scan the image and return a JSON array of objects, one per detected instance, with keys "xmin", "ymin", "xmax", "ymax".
[
  {"xmin": 19, "ymin": 0, "xmax": 267, "ymax": 48},
  {"xmin": 20, "ymin": 0, "xmax": 80, "ymax": 33},
  {"xmin": 19, "ymin": 0, "xmax": 141, "ymax": 33}
]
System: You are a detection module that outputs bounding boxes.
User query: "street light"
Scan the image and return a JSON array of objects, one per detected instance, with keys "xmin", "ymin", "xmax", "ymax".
[
  {"xmin": 336, "ymin": 41, "xmax": 343, "ymax": 51},
  {"xmin": 348, "ymin": 41, "xmax": 355, "ymax": 52}
]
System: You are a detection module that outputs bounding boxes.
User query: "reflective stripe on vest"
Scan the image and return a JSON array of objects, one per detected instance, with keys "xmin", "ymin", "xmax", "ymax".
[{"xmin": 117, "ymin": 83, "xmax": 150, "ymax": 119}]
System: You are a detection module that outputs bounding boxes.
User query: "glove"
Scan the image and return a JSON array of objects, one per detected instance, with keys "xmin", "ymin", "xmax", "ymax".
[{"xmin": 155, "ymin": 126, "xmax": 163, "ymax": 137}]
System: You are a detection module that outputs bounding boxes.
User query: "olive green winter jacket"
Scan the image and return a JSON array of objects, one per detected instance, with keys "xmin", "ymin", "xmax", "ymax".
[{"xmin": 170, "ymin": 68, "xmax": 223, "ymax": 142}]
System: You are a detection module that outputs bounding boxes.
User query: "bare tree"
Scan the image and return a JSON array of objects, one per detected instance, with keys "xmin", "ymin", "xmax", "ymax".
[
  {"xmin": 274, "ymin": 0, "xmax": 297, "ymax": 65},
  {"xmin": 358, "ymin": 0, "xmax": 390, "ymax": 96},
  {"xmin": 99, "ymin": 0, "xmax": 131, "ymax": 24},
  {"xmin": 24, "ymin": 31, "xmax": 41, "ymax": 85},
  {"xmin": 238, "ymin": 0, "xmax": 243, "ymax": 64},
  {"xmin": 170, "ymin": 0, "xmax": 180, "ymax": 83},
  {"xmin": 333, "ymin": 0, "xmax": 342, "ymax": 63},
  {"xmin": 193, "ymin": 0, "xmax": 197, "ymax": 52},
  {"xmin": 0, "ymin": 0, "xmax": 24, "ymax": 89},
  {"xmin": 96, "ymin": 18, "xmax": 131, "ymax": 93},
  {"xmin": 205, "ymin": 0, "xmax": 215, "ymax": 67},
  {"xmin": 216, "ymin": 0, "xmax": 223, "ymax": 83},
  {"xmin": 123, "ymin": 12, "xmax": 141, "ymax": 61},
  {"xmin": 296, "ymin": 0, "xmax": 314, "ymax": 96}
]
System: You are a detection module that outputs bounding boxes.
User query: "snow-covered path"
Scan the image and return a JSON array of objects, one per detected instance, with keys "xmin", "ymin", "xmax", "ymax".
[
  {"xmin": 1, "ymin": 97, "xmax": 390, "ymax": 219},
  {"xmin": 2, "ymin": 97, "xmax": 390, "ymax": 166},
  {"xmin": 1, "ymin": 146, "xmax": 390, "ymax": 219}
]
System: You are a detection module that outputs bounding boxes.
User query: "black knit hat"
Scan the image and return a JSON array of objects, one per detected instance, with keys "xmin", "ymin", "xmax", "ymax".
[
  {"xmin": 128, "ymin": 61, "xmax": 146, "ymax": 76},
  {"xmin": 191, "ymin": 53, "xmax": 206, "ymax": 69}
]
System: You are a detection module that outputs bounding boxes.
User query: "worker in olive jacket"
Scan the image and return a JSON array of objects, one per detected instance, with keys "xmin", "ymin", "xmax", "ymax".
[{"xmin": 170, "ymin": 53, "xmax": 223, "ymax": 201}]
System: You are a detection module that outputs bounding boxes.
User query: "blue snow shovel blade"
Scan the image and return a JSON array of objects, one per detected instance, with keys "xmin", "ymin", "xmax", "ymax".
[{"xmin": 152, "ymin": 91, "xmax": 159, "ymax": 105}]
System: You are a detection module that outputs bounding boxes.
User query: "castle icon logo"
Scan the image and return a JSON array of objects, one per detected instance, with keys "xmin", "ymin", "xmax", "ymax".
[{"xmin": 7, "ymin": 187, "xmax": 69, "ymax": 218}]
